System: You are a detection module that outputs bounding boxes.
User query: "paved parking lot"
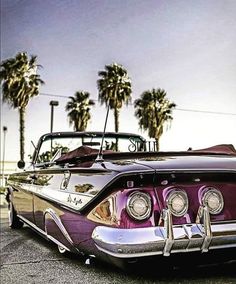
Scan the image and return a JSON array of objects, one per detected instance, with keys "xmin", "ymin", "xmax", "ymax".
[{"xmin": 0, "ymin": 195, "xmax": 235, "ymax": 284}]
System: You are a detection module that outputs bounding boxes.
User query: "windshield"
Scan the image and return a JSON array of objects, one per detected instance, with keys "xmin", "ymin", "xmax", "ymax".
[{"xmin": 35, "ymin": 133, "xmax": 145, "ymax": 163}]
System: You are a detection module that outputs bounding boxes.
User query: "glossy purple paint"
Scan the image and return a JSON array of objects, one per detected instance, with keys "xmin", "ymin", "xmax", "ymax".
[{"xmin": 6, "ymin": 132, "xmax": 236, "ymax": 266}]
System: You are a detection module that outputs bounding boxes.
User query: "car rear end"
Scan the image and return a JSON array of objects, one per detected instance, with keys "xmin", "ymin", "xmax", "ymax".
[{"xmin": 89, "ymin": 156, "xmax": 236, "ymax": 266}]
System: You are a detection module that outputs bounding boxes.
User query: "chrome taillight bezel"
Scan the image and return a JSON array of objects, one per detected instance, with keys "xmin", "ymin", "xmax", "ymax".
[
  {"xmin": 166, "ymin": 189, "xmax": 189, "ymax": 217},
  {"xmin": 202, "ymin": 187, "xmax": 224, "ymax": 215},
  {"xmin": 126, "ymin": 191, "xmax": 152, "ymax": 221}
]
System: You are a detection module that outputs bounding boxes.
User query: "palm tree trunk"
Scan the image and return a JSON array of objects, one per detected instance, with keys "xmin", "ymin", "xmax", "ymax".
[
  {"xmin": 19, "ymin": 107, "xmax": 25, "ymax": 161},
  {"xmin": 114, "ymin": 108, "xmax": 119, "ymax": 151},
  {"xmin": 155, "ymin": 138, "xmax": 159, "ymax": 152},
  {"xmin": 114, "ymin": 108, "xmax": 119, "ymax": 133}
]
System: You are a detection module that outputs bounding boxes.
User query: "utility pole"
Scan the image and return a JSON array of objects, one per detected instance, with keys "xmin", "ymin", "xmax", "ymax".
[
  {"xmin": 49, "ymin": 100, "xmax": 59, "ymax": 153},
  {"xmin": 2, "ymin": 126, "xmax": 7, "ymax": 187}
]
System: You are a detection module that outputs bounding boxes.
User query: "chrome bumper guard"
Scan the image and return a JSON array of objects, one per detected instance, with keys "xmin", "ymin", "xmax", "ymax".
[{"xmin": 92, "ymin": 207, "xmax": 236, "ymax": 258}]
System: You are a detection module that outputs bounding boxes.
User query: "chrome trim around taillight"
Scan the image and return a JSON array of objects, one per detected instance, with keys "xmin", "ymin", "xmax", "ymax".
[
  {"xmin": 202, "ymin": 187, "xmax": 224, "ymax": 215},
  {"xmin": 126, "ymin": 191, "xmax": 152, "ymax": 220},
  {"xmin": 166, "ymin": 189, "xmax": 189, "ymax": 217}
]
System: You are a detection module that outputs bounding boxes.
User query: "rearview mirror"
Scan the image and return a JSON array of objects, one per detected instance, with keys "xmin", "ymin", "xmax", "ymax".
[{"xmin": 17, "ymin": 160, "xmax": 25, "ymax": 169}]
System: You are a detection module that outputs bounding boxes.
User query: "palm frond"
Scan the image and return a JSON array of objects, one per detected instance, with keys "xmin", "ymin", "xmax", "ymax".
[
  {"xmin": 65, "ymin": 90, "xmax": 95, "ymax": 131},
  {"xmin": 97, "ymin": 63, "xmax": 132, "ymax": 132},
  {"xmin": 134, "ymin": 88, "xmax": 176, "ymax": 148}
]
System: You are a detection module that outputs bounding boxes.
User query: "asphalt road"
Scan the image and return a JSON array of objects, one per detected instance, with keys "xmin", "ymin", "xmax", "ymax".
[{"xmin": 0, "ymin": 196, "xmax": 236, "ymax": 284}]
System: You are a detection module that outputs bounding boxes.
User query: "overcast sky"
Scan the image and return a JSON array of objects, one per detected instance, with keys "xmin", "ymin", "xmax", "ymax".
[{"xmin": 1, "ymin": 0, "xmax": 236, "ymax": 162}]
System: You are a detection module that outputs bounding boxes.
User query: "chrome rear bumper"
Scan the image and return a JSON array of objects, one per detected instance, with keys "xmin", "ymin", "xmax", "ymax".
[{"xmin": 92, "ymin": 207, "xmax": 236, "ymax": 258}]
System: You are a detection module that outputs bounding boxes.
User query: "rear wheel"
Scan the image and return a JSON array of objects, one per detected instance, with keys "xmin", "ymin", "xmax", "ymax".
[{"xmin": 8, "ymin": 202, "xmax": 23, "ymax": 229}]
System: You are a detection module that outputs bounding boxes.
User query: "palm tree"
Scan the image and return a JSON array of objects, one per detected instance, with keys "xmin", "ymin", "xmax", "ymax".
[
  {"xmin": 134, "ymin": 88, "xmax": 176, "ymax": 151},
  {"xmin": 0, "ymin": 52, "xmax": 44, "ymax": 161},
  {"xmin": 65, "ymin": 91, "xmax": 95, "ymax": 131},
  {"xmin": 97, "ymin": 63, "xmax": 132, "ymax": 133}
]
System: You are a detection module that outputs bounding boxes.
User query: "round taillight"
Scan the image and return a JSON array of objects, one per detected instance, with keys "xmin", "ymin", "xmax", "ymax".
[
  {"xmin": 166, "ymin": 189, "xmax": 188, "ymax": 217},
  {"xmin": 202, "ymin": 187, "xmax": 224, "ymax": 214},
  {"xmin": 126, "ymin": 191, "xmax": 152, "ymax": 220}
]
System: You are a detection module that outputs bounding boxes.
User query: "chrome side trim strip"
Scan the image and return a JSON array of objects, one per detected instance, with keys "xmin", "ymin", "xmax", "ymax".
[
  {"xmin": 44, "ymin": 208, "xmax": 74, "ymax": 245},
  {"xmin": 108, "ymin": 169, "xmax": 236, "ymax": 175},
  {"xmin": 47, "ymin": 235, "xmax": 70, "ymax": 252},
  {"xmin": 33, "ymin": 186, "xmax": 93, "ymax": 211},
  {"xmin": 18, "ymin": 215, "xmax": 47, "ymax": 237},
  {"xmin": 18, "ymin": 214, "xmax": 72, "ymax": 253}
]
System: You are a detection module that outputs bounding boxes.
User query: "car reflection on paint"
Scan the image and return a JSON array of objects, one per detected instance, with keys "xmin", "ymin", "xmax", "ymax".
[{"xmin": 6, "ymin": 131, "xmax": 236, "ymax": 269}]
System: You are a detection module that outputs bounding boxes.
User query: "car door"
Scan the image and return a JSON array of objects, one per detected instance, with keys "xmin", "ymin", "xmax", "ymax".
[{"xmin": 11, "ymin": 172, "xmax": 35, "ymax": 224}]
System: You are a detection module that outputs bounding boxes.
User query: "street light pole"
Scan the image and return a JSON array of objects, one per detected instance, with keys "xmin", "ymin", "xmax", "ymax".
[
  {"xmin": 49, "ymin": 101, "xmax": 59, "ymax": 153},
  {"xmin": 2, "ymin": 126, "xmax": 7, "ymax": 187},
  {"xmin": 50, "ymin": 100, "xmax": 59, "ymax": 133}
]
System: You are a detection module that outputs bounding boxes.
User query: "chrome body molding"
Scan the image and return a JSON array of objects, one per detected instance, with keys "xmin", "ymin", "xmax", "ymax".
[
  {"xmin": 47, "ymin": 235, "xmax": 71, "ymax": 253},
  {"xmin": 19, "ymin": 215, "xmax": 46, "ymax": 237},
  {"xmin": 112, "ymin": 168, "xmax": 236, "ymax": 175},
  {"xmin": 18, "ymin": 211, "xmax": 73, "ymax": 253},
  {"xmin": 32, "ymin": 186, "xmax": 93, "ymax": 211},
  {"xmin": 7, "ymin": 180, "xmax": 94, "ymax": 211},
  {"xmin": 44, "ymin": 208, "xmax": 74, "ymax": 245},
  {"xmin": 92, "ymin": 208, "xmax": 236, "ymax": 258}
]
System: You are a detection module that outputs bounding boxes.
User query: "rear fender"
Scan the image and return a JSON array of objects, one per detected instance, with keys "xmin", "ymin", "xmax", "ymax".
[{"xmin": 44, "ymin": 208, "xmax": 76, "ymax": 253}]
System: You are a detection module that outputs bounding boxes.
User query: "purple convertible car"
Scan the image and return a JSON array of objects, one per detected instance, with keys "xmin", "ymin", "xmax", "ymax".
[{"xmin": 6, "ymin": 132, "xmax": 236, "ymax": 268}]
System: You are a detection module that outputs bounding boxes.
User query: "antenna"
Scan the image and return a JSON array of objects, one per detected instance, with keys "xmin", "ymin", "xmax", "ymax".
[
  {"xmin": 96, "ymin": 106, "xmax": 110, "ymax": 162},
  {"xmin": 31, "ymin": 140, "xmax": 37, "ymax": 151}
]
